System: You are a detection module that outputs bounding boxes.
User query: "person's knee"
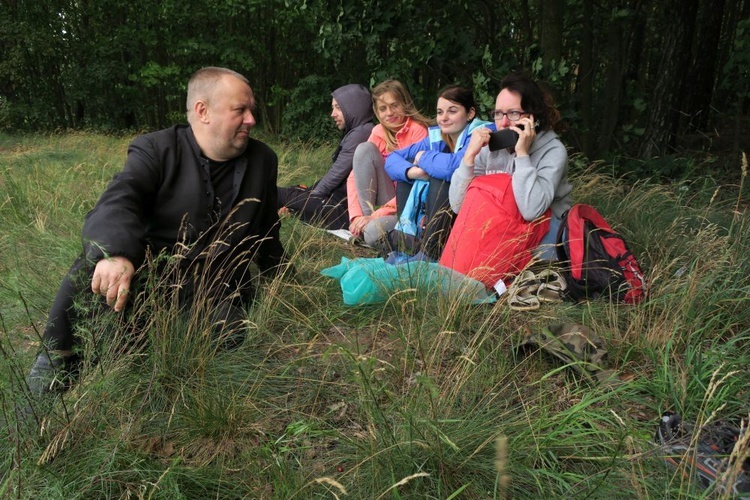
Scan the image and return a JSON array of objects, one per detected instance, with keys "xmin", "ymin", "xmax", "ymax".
[
  {"xmin": 363, "ymin": 226, "xmax": 386, "ymax": 247},
  {"xmin": 363, "ymin": 218, "xmax": 396, "ymax": 247},
  {"xmin": 354, "ymin": 142, "xmax": 379, "ymax": 167}
]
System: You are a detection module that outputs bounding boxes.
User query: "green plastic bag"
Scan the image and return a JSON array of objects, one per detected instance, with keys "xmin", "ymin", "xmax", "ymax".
[{"xmin": 321, "ymin": 257, "xmax": 497, "ymax": 306}]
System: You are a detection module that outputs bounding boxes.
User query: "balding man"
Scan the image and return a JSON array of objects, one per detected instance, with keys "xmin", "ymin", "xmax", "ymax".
[{"xmin": 26, "ymin": 67, "xmax": 289, "ymax": 397}]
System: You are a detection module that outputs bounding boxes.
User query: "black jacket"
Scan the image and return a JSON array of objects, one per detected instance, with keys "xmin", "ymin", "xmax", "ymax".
[{"xmin": 82, "ymin": 125, "xmax": 286, "ymax": 276}]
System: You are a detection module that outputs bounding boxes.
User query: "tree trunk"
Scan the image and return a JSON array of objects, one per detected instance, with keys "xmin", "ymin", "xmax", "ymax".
[
  {"xmin": 518, "ymin": 0, "xmax": 534, "ymax": 67},
  {"xmin": 538, "ymin": 0, "xmax": 564, "ymax": 67},
  {"xmin": 639, "ymin": 0, "xmax": 699, "ymax": 159},
  {"xmin": 596, "ymin": 12, "xmax": 625, "ymax": 154},
  {"xmin": 576, "ymin": 0, "xmax": 594, "ymax": 157},
  {"xmin": 679, "ymin": 0, "xmax": 726, "ymax": 135}
]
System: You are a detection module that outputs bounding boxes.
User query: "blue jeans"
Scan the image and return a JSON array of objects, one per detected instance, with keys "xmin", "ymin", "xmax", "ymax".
[{"xmin": 535, "ymin": 215, "xmax": 563, "ymax": 261}]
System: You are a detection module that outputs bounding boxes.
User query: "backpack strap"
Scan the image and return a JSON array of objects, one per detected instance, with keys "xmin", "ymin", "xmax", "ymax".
[{"xmin": 575, "ymin": 204, "xmax": 615, "ymax": 232}]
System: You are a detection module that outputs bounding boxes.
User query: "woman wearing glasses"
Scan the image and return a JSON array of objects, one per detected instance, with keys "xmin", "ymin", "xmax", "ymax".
[{"xmin": 440, "ymin": 73, "xmax": 573, "ymax": 289}]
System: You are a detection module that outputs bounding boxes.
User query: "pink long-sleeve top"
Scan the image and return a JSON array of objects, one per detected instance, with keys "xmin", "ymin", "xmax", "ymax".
[{"xmin": 347, "ymin": 117, "xmax": 429, "ymax": 222}]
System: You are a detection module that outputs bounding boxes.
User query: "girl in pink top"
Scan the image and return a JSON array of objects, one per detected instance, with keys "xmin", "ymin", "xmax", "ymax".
[{"xmin": 347, "ymin": 80, "xmax": 432, "ymax": 247}]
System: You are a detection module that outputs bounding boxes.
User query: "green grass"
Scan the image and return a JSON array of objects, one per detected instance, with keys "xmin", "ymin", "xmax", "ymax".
[{"xmin": 1, "ymin": 132, "xmax": 749, "ymax": 498}]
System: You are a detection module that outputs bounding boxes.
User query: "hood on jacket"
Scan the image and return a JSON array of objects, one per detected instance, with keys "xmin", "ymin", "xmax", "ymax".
[{"xmin": 332, "ymin": 84, "xmax": 374, "ymax": 132}]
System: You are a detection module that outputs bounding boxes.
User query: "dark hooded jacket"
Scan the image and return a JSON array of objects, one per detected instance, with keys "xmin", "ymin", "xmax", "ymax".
[{"xmin": 309, "ymin": 84, "xmax": 374, "ymax": 198}]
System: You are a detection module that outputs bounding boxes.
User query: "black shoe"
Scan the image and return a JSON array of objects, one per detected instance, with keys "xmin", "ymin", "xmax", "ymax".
[
  {"xmin": 210, "ymin": 302, "xmax": 246, "ymax": 351},
  {"xmin": 25, "ymin": 351, "xmax": 76, "ymax": 397},
  {"xmin": 14, "ymin": 351, "xmax": 75, "ymax": 426}
]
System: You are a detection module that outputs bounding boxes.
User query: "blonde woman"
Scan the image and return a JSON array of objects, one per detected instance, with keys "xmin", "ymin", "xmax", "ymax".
[{"xmin": 347, "ymin": 80, "xmax": 432, "ymax": 246}]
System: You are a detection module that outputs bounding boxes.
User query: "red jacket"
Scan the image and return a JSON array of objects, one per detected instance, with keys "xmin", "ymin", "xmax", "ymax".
[{"xmin": 439, "ymin": 173, "xmax": 549, "ymax": 288}]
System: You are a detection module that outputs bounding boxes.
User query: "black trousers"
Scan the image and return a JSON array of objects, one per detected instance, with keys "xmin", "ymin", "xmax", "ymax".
[
  {"xmin": 40, "ymin": 254, "xmax": 255, "ymax": 352},
  {"xmin": 389, "ymin": 176, "xmax": 456, "ymax": 260},
  {"xmin": 277, "ymin": 186, "xmax": 349, "ymax": 230}
]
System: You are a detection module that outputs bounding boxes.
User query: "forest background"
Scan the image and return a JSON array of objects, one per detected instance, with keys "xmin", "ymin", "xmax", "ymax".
[
  {"xmin": 2, "ymin": 1, "xmax": 750, "ymax": 497},
  {"xmin": 1, "ymin": 0, "xmax": 748, "ymax": 178}
]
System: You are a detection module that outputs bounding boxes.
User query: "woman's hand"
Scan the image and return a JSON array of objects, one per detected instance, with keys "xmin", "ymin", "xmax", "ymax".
[
  {"xmin": 463, "ymin": 126, "xmax": 492, "ymax": 166},
  {"xmin": 407, "ymin": 166, "xmax": 429, "ymax": 180},
  {"xmin": 407, "ymin": 151, "xmax": 429, "ymax": 180},
  {"xmin": 349, "ymin": 215, "xmax": 372, "ymax": 237},
  {"xmin": 511, "ymin": 114, "xmax": 537, "ymax": 157}
]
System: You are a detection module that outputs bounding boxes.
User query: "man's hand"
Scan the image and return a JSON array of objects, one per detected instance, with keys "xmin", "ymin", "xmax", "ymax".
[
  {"xmin": 91, "ymin": 256, "xmax": 135, "ymax": 312},
  {"xmin": 278, "ymin": 206, "xmax": 290, "ymax": 217}
]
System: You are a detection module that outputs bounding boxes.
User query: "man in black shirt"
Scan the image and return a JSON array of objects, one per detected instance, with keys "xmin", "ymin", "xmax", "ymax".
[{"xmin": 26, "ymin": 67, "xmax": 290, "ymax": 396}]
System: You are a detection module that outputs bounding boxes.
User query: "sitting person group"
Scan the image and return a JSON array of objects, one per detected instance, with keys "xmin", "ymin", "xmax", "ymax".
[
  {"xmin": 24, "ymin": 67, "xmax": 571, "ymax": 406},
  {"xmin": 281, "ymin": 72, "xmax": 572, "ymax": 291}
]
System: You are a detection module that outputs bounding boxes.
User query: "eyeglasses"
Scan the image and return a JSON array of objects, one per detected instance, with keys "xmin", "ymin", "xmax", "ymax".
[{"xmin": 490, "ymin": 110, "xmax": 526, "ymax": 121}]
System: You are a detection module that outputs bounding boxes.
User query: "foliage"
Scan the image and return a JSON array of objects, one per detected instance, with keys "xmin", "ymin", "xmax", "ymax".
[
  {"xmin": 722, "ymin": 18, "xmax": 750, "ymax": 107},
  {"xmin": 1, "ymin": 133, "xmax": 749, "ymax": 498},
  {"xmin": 0, "ymin": 0, "xmax": 747, "ymax": 169},
  {"xmin": 280, "ymin": 75, "xmax": 341, "ymax": 146}
]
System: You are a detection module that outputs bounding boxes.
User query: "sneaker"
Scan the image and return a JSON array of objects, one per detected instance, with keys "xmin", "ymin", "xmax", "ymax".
[
  {"xmin": 655, "ymin": 411, "xmax": 750, "ymax": 497},
  {"xmin": 25, "ymin": 351, "xmax": 78, "ymax": 397}
]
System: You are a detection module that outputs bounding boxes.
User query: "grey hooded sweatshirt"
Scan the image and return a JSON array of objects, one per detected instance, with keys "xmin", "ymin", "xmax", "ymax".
[
  {"xmin": 449, "ymin": 129, "xmax": 573, "ymax": 220},
  {"xmin": 310, "ymin": 84, "xmax": 374, "ymax": 198}
]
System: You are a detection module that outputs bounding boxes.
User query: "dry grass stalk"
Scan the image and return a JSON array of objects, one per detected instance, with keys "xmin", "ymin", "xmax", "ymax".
[
  {"xmin": 376, "ymin": 472, "xmax": 430, "ymax": 499},
  {"xmin": 495, "ymin": 435, "xmax": 511, "ymax": 499},
  {"xmin": 717, "ymin": 415, "xmax": 749, "ymax": 499}
]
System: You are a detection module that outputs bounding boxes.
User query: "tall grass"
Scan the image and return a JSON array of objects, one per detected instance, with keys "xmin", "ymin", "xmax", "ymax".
[{"xmin": 1, "ymin": 132, "xmax": 748, "ymax": 498}]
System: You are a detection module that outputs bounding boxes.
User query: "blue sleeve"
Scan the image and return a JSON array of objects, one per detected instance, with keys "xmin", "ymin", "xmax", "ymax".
[
  {"xmin": 418, "ymin": 148, "xmax": 468, "ymax": 181},
  {"xmin": 419, "ymin": 121, "xmax": 495, "ymax": 181},
  {"xmin": 384, "ymin": 137, "xmax": 430, "ymax": 183}
]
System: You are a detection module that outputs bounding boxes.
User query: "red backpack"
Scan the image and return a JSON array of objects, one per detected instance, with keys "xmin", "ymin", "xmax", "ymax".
[{"xmin": 556, "ymin": 204, "xmax": 646, "ymax": 304}]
